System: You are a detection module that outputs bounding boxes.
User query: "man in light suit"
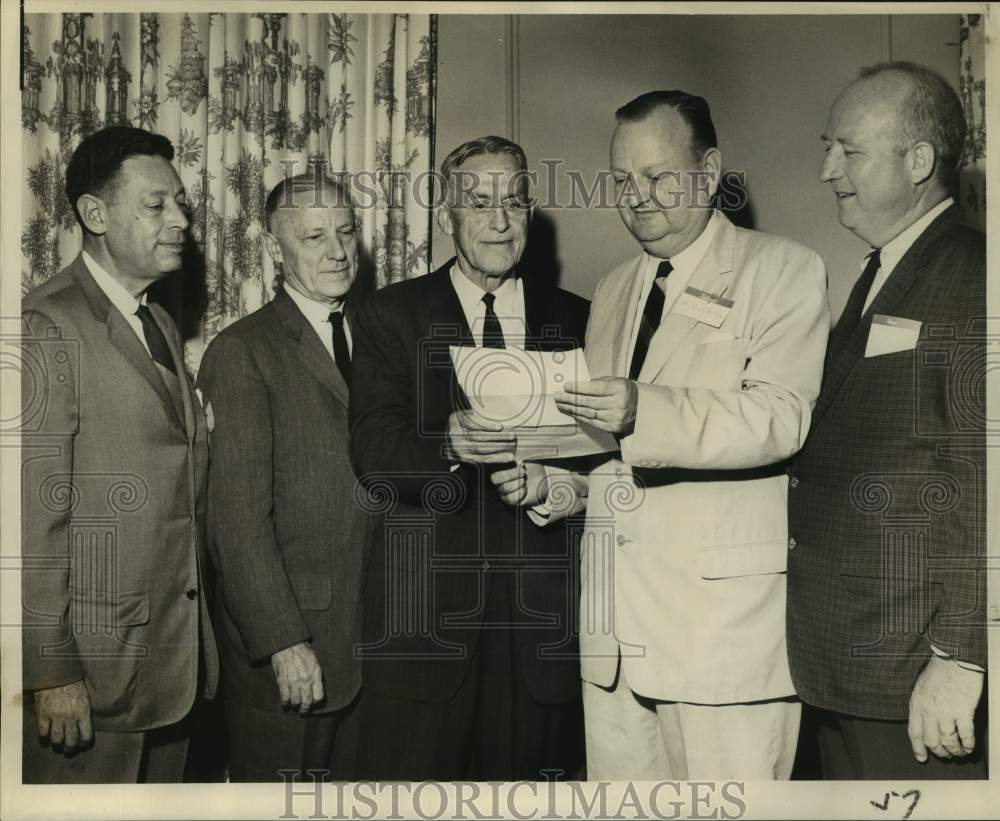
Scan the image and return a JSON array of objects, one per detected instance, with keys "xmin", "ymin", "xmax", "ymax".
[
  {"xmin": 197, "ymin": 172, "xmax": 368, "ymax": 781},
  {"xmin": 787, "ymin": 62, "xmax": 987, "ymax": 779},
  {"xmin": 21, "ymin": 126, "xmax": 218, "ymax": 783},
  {"xmin": 555, "ymin": 91, "xmax": 829, "ymax": 779}
]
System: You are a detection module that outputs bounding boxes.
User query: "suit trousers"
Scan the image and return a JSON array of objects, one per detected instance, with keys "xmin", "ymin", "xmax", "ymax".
[
  {"xmin": 355, "ymin": 571, "xmax": 584, "ymax": 781},
  {"xmin": 583, "ymin": 662, "xmax": 800, "ymax": 780},
  {"xmin": 224, "ymin": 693, "xmax": 360, "ymax": 782},
  {"xmin": 813, "ymin": 706, "xmax": 988, "ymax": 779},
  {"xmin": 22, "ymin": 704, "xmax": 190, "ymax": 784}
]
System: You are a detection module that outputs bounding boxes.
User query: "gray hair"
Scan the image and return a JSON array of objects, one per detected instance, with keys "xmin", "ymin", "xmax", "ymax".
[{"xmin": 857, "ymin": 61, "xmax": 966, "ymax": 183}]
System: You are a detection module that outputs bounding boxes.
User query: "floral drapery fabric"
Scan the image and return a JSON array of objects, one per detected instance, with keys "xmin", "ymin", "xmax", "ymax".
[
  {"xmin": 959, "ymin": 13, "xmax": 985, "ymax": 230},
  {"xmin": 21, "ymin": 12, "xmax": 436, "ymax": 369}
]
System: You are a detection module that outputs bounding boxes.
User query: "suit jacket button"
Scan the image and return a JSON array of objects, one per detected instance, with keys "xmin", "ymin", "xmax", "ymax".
[
  {"xmin": 186, "ymin": 588, "xmax": 198, "ymax": 599},
  {"xmin": 789, "ymin": 477, "xmax": 799, "ymax": 488},
  {"xmin": 788, "ymin": 538, "xmax": 797, "ymax": 551}
]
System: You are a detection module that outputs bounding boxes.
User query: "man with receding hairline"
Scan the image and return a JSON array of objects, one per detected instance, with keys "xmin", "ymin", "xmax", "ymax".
[
  {"xmin": 197, "ymin": 171, "xmax": 369, "ymax": 781},
  {"xmin": 787, "ymin": 61, "xmax": 987, "ymax": 780}
]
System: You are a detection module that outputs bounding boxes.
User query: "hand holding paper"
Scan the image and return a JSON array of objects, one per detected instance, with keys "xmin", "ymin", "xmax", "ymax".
[
  {"xmin": 444, "ymin": 409, "xmax": 516, "ymax": 465},
  {"xmin": 555, "ymin": 377, "xmax": 638, "ymax": 437},
  {"xmin": 450, "ymin": 346, "xmax": 618, "ymax": 461}
]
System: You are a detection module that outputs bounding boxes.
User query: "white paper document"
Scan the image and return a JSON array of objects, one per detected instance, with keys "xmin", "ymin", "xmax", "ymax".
[{"xmin": 449, "ymin": 346, "xmax": 618, "ymax": 460}]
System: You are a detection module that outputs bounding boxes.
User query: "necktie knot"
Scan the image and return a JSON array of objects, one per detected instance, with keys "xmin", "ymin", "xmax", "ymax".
[
  {"xmin": 482, "ymin": 293, "xmax": 496, "ymax": 310},
  {"xmin": 655, "ymin": 259, "xmax": 673, "ymax": 280}
]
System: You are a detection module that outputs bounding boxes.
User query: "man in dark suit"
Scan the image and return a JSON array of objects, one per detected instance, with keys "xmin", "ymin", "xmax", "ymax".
[
  {"xmin": 349, "ymin": 136, "xmax": 588, "ymax": 781},
  {"xmin": 787, "ymin": 61, "xmax": 987, "ymax": 779},
  {"xmin": 21, "ymin": 126, "xmax": 218, "ymax": 783},
  {"xmin": 196, "ymin": 172, "xmax": 368, "ymax": 781}
]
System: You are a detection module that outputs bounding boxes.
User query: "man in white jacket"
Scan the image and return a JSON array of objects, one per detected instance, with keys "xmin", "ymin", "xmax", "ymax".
[{"xmin": 554, "ymin": 90, "xmax": 830, "ymax": 780}]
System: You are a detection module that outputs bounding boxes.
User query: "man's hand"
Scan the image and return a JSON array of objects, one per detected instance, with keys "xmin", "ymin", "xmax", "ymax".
[
  {"xmin": 445, "ymin": 410, "xmax": 516, "ymax": 464},
  {"xmin": 271, "ymin": 642, "xmax": 324, "ymax": 715},
  {"xmin": 491, "ymin": 462, "xmax": 548, "ymax": 507},
  {"xmin": 34, "ymin": 680, "xmax": 93, "ymax": 754},
  {"xmin": 908, "ymin": 655, "xmax": 983, "ymax": 763},
  {"xmin": 555, "ymin": 377, "xmax": 639, "ymax": 436}
]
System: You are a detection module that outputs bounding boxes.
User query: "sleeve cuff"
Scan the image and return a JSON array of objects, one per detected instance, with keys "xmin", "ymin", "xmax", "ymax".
[
  {"xmin": 527, "ymin": 465, "xmax": 554, "ymax": 525},
  {"xmin": 930, "ymin": 643, "xmax": 985, "ymax": 673}
]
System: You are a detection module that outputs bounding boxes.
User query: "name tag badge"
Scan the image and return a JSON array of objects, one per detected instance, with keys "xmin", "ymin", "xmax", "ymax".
[
  {"xmin": 865, "ymin": 314, "xmax": 922, "ymax": 358},
  {"xmin": 673, "ymin": 287, "xmax": 734, "ymax": 328}
]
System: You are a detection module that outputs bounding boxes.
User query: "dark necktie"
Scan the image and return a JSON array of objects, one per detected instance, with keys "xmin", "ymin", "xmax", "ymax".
[
  {"xmin": 328, "ymin": 311, "xmax": 352, "ymax": 386},
  {"xmin": 836, "ymin": 249, "xmax": 882, "ymax": 335},
  {"xmin": 628, "ymin": 259, "xmax": 672, "ymax": 380},
  {"xmin": 481, "ymin": 292, "xmax": 506, "ymax": 349},
  {"xmin": 135, "ymin": 304, "xmax": 176, "ymax": 374}
]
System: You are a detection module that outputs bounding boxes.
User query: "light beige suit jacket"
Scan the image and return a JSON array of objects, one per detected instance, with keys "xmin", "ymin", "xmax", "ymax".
[{"xmin": 578, "ymin": 213, "xmax": 829, "ymax": 704}]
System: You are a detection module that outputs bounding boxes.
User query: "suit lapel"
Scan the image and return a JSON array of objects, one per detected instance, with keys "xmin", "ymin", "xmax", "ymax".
[
  {"xmin": 521, "ymin": 274, "xmax": 544, "ymax": 345},
  {"xmin": 273, "ymin": 289, "xmax": 350, "ymax": 409},
  {"xmin": 610, "ymin": 256, "xmax": 647, "ymax": 377},
  {"xmin": 639, "ymin": 214, "xmax": 734, "ymax": 384},
  {"xmin": 426, "ymin": 263, "xmax": 475, "ymax": 411},
  {"xmin": 71, "ymin": 260, "xmax": 186, "ymax": 436},
  {"xmin": 434, "ymin": 261, "xmax": 476, "ymax": 345},
  {"xmin": 812, "ymin": 206, "xmax": 957, "ymax": 425},
  {"xmin": 151, "ymin": 303, "xmax": 197, "ymax": 441}
]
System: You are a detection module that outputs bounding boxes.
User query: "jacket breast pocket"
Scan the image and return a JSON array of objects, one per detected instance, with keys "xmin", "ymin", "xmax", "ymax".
[{"xmin": 698, "ymin": 539, "xmax": 788, "ymax": 580}]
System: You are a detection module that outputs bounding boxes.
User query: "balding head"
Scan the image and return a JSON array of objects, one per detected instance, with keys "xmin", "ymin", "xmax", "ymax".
[{"xmin": 843, "ymin": 62, "xmax": 966, "ymax": 186}]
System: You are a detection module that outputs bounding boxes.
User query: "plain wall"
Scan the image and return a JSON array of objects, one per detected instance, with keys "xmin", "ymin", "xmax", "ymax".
[{"xmin": 433, "ymin": 12, "xmax": 960, "ymax": 318}]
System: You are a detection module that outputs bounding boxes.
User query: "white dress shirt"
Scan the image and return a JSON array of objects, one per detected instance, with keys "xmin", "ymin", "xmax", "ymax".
[
  {"xmin": 449, "ymin": 264, "xmax": 559, "ymax": 521},
  {"xmin": 82, "ymin": 251, "xmax": 151, "ymax": 355},
  {"xmin": 626, "ymin": 209, "xmax": 723, "ymax": 367},
  {"xmin": 861, "ymin": 197, "xmax": 953, "ymax": 313},
  {"xmin": 284, "ymin": 283, "xmax": 352, "ymax": 360},
  {"xmin": 449, "ymin": 264, "xmax": 526, "ymax": 349}
]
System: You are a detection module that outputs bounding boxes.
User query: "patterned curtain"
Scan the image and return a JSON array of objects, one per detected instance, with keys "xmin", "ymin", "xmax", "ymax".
[
  {"xmin": 958, "ymin": 13, "xmax": 985, "ymax": 230},
  {"xmin": 21, "ymin": 12, "xmax": 436, "ymax": 371}
]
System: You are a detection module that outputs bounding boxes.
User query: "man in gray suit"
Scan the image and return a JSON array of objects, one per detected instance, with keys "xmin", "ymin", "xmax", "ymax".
[
  {"xmin": 21, "ymin": 126, "xmax": 218, "ymax": 783},
  {"xmin": 197, "ymin": 171, "xmax": 368, "ymax": 781}
]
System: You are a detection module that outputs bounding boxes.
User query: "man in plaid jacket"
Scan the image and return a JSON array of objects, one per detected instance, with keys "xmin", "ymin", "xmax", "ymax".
[{"xmin": 787, "ymin": 61, "xmax": 987, "ymax": 779}]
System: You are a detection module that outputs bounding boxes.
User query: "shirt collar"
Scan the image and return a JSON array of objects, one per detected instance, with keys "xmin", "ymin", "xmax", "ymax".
[
  {"xmin": 284, "ymin": 282, "xmax": 343, "ymax": 326},
  {"xmin": 644, "ymin": 208, "xmax": 722, "ymax": 277},
  {"xmin": 876, "ymin": 197, "xmax": 953, "ymax": 271},
  {"xmin": 449, "ymin": 263, "xmax": 520, "ymax": 316},
  {"xmin": 81, "ymin": 250, "xmax": 145, "ymax": 317}
]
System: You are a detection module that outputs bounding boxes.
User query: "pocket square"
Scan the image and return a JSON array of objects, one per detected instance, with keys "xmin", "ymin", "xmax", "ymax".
[{"xmin": 865, "ymin": 314, "xmax": 921, "ymax": 358}]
